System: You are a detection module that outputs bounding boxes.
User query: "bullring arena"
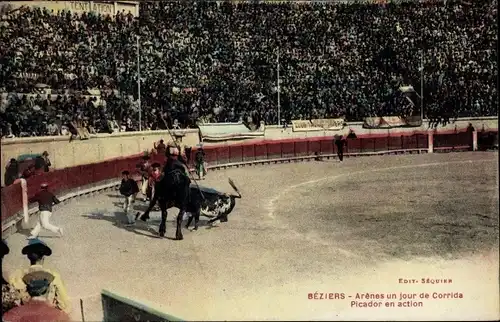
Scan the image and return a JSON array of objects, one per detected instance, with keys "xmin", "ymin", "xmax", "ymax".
[{"xmin": 3, "ymin": 151, "xmax": 499, "ymax": 321}]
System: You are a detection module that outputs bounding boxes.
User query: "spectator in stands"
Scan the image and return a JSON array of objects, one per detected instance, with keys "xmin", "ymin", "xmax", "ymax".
[
  {"xmin": 2, "ymin": 240, "xmax": 22, "ymax": 314},
  {"xmin": 4, "ymin": 158, "xmax": 19, "ymax": 186},
  {"xmin": 46, "ymin": 121, "xmax": 59, "ymax": 136},
  {"xmin": 3, "ymin": 271, "xmax": 71, "ymax": 322},
  {"xmin": 9, "ymin": 238, "xmax": 71, "ymax": 314}
]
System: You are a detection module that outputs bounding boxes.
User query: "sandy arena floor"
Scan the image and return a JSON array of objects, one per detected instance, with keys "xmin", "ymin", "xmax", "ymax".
[{"xmin": 3, "ymin": 152, "xmax": 499, "ymax": 321}]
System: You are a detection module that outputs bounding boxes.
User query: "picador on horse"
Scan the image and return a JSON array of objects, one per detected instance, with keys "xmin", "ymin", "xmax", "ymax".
[
  {"xmin": 136, "ymin": 146, "xmax": 195, "ymax": 240},
  {"xmin": 135, "ymin": 144, "xmax": 242, "ymax": 240}
]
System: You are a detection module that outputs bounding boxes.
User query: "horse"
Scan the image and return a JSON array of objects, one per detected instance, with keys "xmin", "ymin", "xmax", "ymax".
[
  {"xmin": 137, "ymin": 166, "xmax": 192, "ymax": 240},
  {"xmin": 136, "ymin": 176, "xmax": 242, "ymax": 240}
]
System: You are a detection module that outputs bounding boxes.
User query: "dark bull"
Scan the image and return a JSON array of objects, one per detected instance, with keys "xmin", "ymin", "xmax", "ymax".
[{"xmin": 136, "ymin": 178, "xmax": 242, "ymax": 240}]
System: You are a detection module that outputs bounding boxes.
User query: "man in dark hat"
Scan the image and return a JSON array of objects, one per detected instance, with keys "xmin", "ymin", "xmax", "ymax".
[
  {"xmin": 21, "ymin": 238, "xmax": 53, "ymax": 257},
  {"xmin": 27, "ymin": 183, "xmax": 63, "ymax": 239},
  {"xmin": 3, "ymin": 271, "xmax": 70, "ymax": 321},
  {"xmin": 119, "ymin": 170, "xmax": 139, "ymax": 225},
  {"xmin": 9, "ymin": 238, "xmax": 71, "ymax": 313}
]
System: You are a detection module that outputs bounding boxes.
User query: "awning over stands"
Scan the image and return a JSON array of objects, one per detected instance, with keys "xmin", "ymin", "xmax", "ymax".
[{"xmin": 198, "ymin": 122, "xmax": 265, "ymax": 142}]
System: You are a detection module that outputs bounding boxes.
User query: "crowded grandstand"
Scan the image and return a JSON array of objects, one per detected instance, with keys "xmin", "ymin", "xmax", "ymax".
[
  {"xmin": 0, "ymin": 0, "xmax": 497, "ymax": 136},
  {"xmin": 1, "ymin": 1, "xmax": 498, "ymax": 320}
]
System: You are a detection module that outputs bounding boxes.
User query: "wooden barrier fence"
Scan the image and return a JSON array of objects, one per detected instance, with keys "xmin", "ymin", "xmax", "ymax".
[{"xmin": 2, "ymin": 130, "xmax": 497, "ymax": 229}]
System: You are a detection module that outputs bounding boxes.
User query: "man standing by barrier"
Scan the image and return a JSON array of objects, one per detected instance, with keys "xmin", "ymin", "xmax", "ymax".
[
  {"xmin": 149, "ymin": 163, "xmax": 163, "ymax": 205},
  {"xmin": 195, "ymin": 145, "xmax": 206, "ymax": 180},
  {"xmin": 154, "ymin": 139, "xmax": 167, "ymax": 156},
  {"xmin": 34, "ymin": 151, "xmax": 51, "ymax": 173},
  {"xmin": 334, "ymin": 135, "xmax": 347, "ymax": 162},
  {"xmin": 466, "ymin": 123, "xmax": 475, "ymax": 151},
  {"xmin": 119, "ymin": 171, "xmax": 139, "ymax": 225},
  {"xmin": 4, "ymin": 158, "xmax": 19, "ymax": 186},
  {"xmin": 138, "ymin": 155, "xmax": 151, "ymax": 202},
  {"xmin": 27, "ymin": 183, "xmax": 63, "ymax": 239},
  {"xmin": 184, "ymin": 145, "xmax": 192, "ymax": 165}
]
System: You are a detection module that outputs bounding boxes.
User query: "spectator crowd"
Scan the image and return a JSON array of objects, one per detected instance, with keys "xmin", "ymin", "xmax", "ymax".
[{"xmin": 0, "ymin": 0, "xmax": 497, "ymax": 138}]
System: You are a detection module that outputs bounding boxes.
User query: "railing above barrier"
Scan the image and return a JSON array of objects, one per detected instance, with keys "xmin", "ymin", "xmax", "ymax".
[{"xmin": 2, "ymin": 130, "xmax": 494, "ymax": 232}]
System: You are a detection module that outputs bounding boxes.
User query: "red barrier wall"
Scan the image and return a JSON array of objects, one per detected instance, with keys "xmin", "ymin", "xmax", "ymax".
[
  {"xmin": 1, "ymin": 183, "xmax": 22, "ymax": 222},
  {"xmin": 2, "ymin": 130, "xmax": 489, "ymax": 227}
]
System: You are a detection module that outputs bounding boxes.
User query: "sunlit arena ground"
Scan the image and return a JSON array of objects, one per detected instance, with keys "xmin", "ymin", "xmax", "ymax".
[{"xmin": 3, "ymin": 152, "xmax": 499, "ymax": 321}]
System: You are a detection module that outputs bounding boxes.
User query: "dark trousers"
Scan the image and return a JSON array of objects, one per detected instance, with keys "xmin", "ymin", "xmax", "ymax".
[{"xmin": 337, "ymin": 147, "xmax": 344, "ymax": 161}]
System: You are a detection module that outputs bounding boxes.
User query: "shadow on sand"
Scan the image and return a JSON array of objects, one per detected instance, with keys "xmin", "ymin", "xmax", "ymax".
[
  {"xmin": 111, "ymin": 202, "xmax": 158, "ymax": 213},
  {"xmin": 106, "ymin": 194, "xmax": 125, "ymax": 199},
  {"xmin": 16, "ymin": 221, "xmax": 64, "ymax": 239},
  {"xmin": 16, "ymin": 227, "xmax": 62, "ymax": 239},
  {"xmin": 82, "ymin": 209, "xmax": 218, "ymax": 240}
]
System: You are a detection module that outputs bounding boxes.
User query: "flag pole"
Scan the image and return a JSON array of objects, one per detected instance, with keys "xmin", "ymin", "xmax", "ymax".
[
  {"xmin": 277, "ymin": 48, "xmax": 281, "ymax": 126},
  {"xmin": 420, "ymin": 50, "xmax": 424, "ymax": 121},
  {"xmin": 137, "ymin": 35, "xmax": 142, "ymax": 131}
]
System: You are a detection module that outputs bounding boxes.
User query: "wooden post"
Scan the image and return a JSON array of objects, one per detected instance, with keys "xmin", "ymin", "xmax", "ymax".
[
  {"xmin": 428, "ymin": 132, "xmax": 434, "ymax": 153},
  {"xmin": 21, "ymin": 178, "xmax": 29, "ymax": 225},
  {"xmin": 472, "ymin": 130, "xmax": 478, "ymax": 151},
  {"xmin": 80, "ymin": 298, "xmax": 85, "ymax": 322}
]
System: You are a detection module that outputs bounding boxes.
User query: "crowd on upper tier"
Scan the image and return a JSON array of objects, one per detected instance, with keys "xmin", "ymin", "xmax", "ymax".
[{"xmin": 0, "ymin": 0, "xmax": 497, "ymax": 137}]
